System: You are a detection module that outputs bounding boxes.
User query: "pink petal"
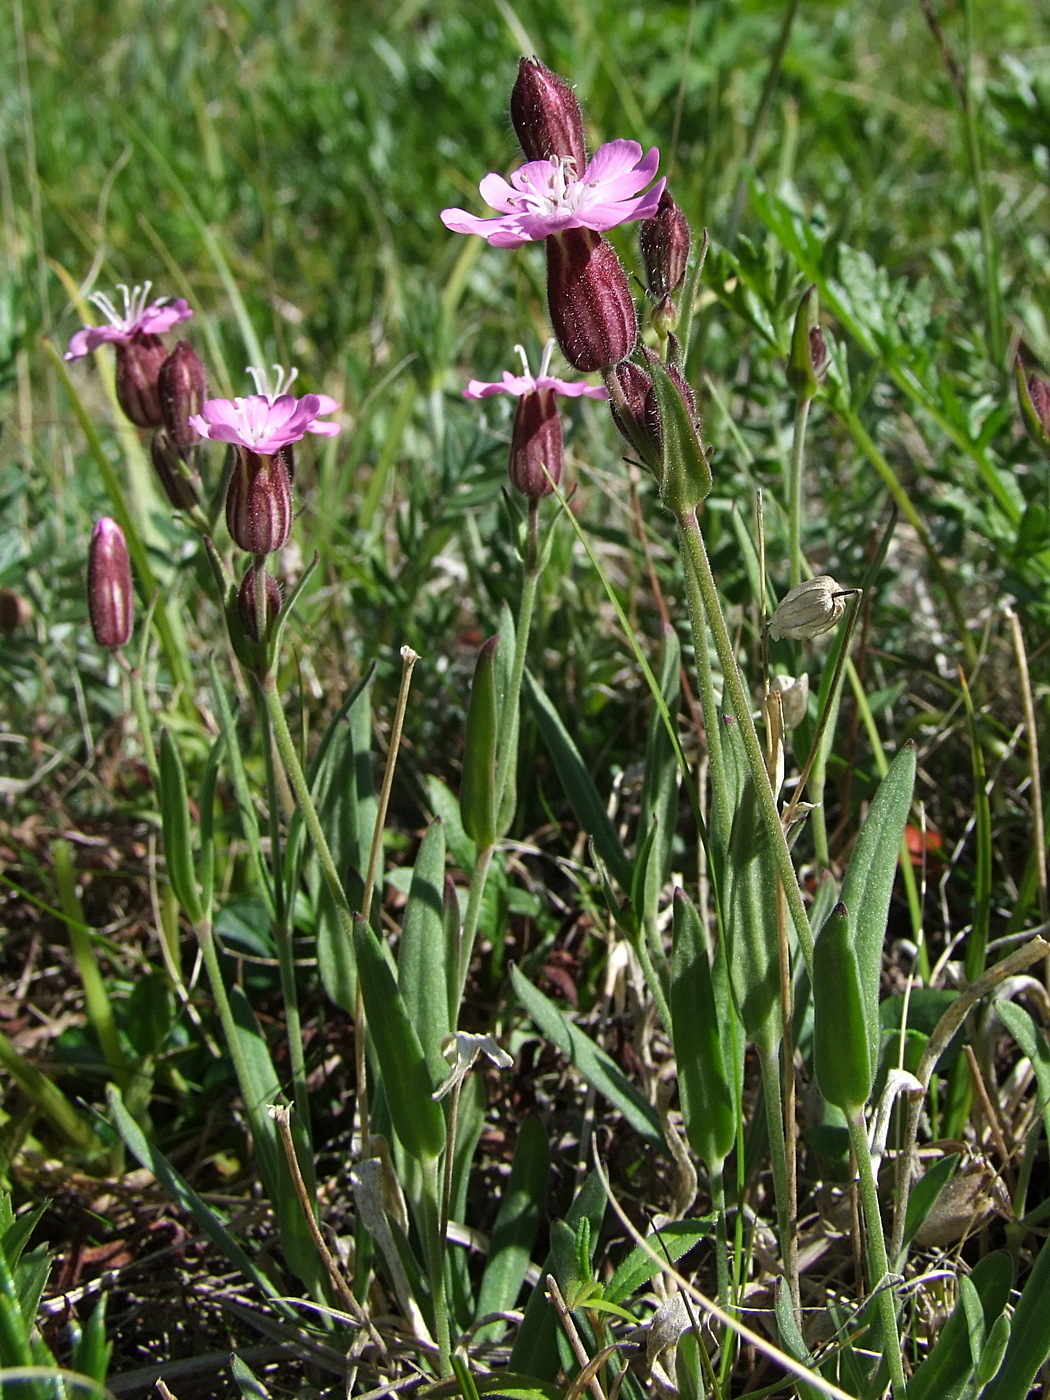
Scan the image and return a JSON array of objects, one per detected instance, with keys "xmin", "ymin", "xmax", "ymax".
[
  {"xmin": 137, "ymin": 299, "xmax": 193, "ymax": 335},
  {"xmin": 537, "ymin": 376, "xmax": 609, "ymax": 398}
]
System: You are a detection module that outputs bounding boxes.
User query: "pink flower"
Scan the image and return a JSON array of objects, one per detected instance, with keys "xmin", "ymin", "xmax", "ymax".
[
  {"xmin": 441, "ymin": 140, "xmax": 665, "ymax": 249},
  {"xmin": 189, "ymin": 365, "xmax": 340, "ymax": 453},
  {"xmin": 65, "ymin": 283, "xmax": 193, "ymax": 360},
  {"xmin": 464, "ymin": 342, "xmax": 610, "ymax": 402}
]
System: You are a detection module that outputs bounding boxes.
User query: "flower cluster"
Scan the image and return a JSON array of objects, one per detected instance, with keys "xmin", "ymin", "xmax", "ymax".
[{"xmin": 70, "ymin": 291, "xmax": 341, "ymax": 662}]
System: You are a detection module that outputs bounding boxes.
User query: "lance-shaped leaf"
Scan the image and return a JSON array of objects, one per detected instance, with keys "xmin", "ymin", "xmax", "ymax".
[
  {"xmin": 461, "ymin": 638, "xmax": 499, "ymax": 850},
  {"xmin": 354, "ymin": 915, "xmax": 446, "ymax": 1163},
  {"xmin": 835, "ymin": 741, "xmax": 917, "ymax": 1071},
  {"xmin": 813, "ymin": 901, "xmax": 873, "ymax": 1111},
  {"xmin": 670, "ymin": 889, "xmax": 736, "ymax": 1165},
  {"xmin": 398, "ymin": 818, "xmax": 451, "ymax": 1084}
]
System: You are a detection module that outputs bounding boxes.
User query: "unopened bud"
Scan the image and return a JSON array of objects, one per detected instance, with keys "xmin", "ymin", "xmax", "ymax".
[
  {"xmin": 150, "ymin": 432, "xmax": 201, "ymax": 512},
  {"xmin": 115, "ymin": 334, "xmax": 168, "ymax": 428},
  {"xmin": 545, "ymin": 229, "xmax": 637, "ymax": 373},
  {"xmin": 158, "ymin": 340, "xmax": 207, "ymax": 453},
  {"xmin": 786, "ymin": 286, "xmax": 827, "ymax": 401},
  {"xmin": 237, "ymin": 566, "xmax": 282, "ymax": 642},
  {"xmin": 769, "ymin": 673, "xmax": 810, "ymax": 729},
  {"xmin": 87, "ymin": 517, "xmax": 133, "ymax": 650},
  {"xmin": 639, "ymin": 190, "xmax": 690, "ymax": 303},
  {"xmin": 510, "ymin": 58, "xmax": 587, "ymax": 172},
  {"xmin": 768, "ymin": 576, "xmax": 848, "ymax": 642},
  {"xmin": 1016, "ymin": 357, "xmax": 1050, "ymax": 453},
  {"xmin": 0, "ymin": 587, "xmax": 31, "ymax": 635},
  {"xmin": 225, "ymin": 448, "xmax": 293, "ymax": 555},
  {"xmin": 509, "ymin": 387, "xmax": 563, "ymax": 498}
]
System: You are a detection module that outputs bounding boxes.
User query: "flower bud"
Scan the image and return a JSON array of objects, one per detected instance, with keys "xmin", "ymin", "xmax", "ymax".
[
  {"xmin": 115, "ymin": 334, "xmax": 168, "ymax": 428},
  {"xmin": 639, "ymin": 190, "xmax": 690, "ymax": 303},
  {"xmin": 237, "ymin": 566, "xmax": 282, "ymax": 642},
  {"xmin": 510, "ymin": 57, "xmax": 587, "ymax": 173},
  {"xmin": 0, "ymin": 587, "xmax": 31, "ymax": 635},
  {"xmin": 509, "ymin": 387, "xmax": 563, "ymax": 498},
  {"xmin": 610, "ymin": 359, "xmax": 662, "ymax": 472},
  {"xmin": 87, "ymin": 517, "xmax": 133, "ymax": 650},
  {"xmin": 157, "ymin": 340, "xmax": 207, "ymax": 453},
  {"xmin": 545, "ymin": 229, "xmax": 637, "ymax": 373},
  {"xmin": 786, "ymin": 286, "xmax": 827, "ymax": 401},
  {"xmin": 225, "ymin": 448, "xmax": 293, "ymax": 555},
  {"xmin": 768, "ymin": 576, "xmax": 847, "ymax": 642},
  {"xmin": 1016, "ymin": 357, "xmax": 1050, "ymax": 453},
  {"xmin": 150, "ymin": 432, "xmax": 201, "ymax": 512}
]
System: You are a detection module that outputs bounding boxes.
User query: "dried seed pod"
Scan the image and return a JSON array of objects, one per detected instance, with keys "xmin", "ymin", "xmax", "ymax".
[
  {"xmin": 767, "ymin": 576, "xmax": 848, "ymax": 642},
  {"xmin": 768, "ymin": 673, "xmax": 809, "ymax": 729}
]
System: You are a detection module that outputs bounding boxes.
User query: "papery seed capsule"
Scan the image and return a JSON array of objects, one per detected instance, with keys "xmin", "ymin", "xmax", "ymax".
[
  {"xmin": 158, "ymin": 340, "xmax": 207, "ymax": 453},
  {"xmin": 509, "ymin": 387, "xmax": 563, "ymax": 498},
  {"xmin": 769, "ymin": 673, "xmax": 810, "ymax": 729},
  {"xmin": 115, "ymin": 334, "xmax": 168, "ymax": 428},
  {"xmin": 545, "ymin": 229, "xmax": 637, "ymax": 373},
  {"xmin": 87, "ymin": 517, "xmax": 133, "ymax": 650},
  {"xmin": 225, "ymin": 448, "xmax": 293, "ymax": 555},
  {"xmin": 510, "ymin": 57, "xmax": 587, "ymax": 173},
  {"xmin": 150, "ymin": 432, "xmax": 201, "ymax": 512},
  {"xmin": 639, "ymin": 190, "xmax": 690, "ymax": 303},
  {"xmin": 237, "ymin": 566, "xmax": 282, "ymax": 642},
  {"xmin": 767, "ymin": 576, "xmax": 847, "ymax": 642}
]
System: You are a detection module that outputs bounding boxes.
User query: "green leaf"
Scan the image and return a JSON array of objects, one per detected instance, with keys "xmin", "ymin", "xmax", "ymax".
[
  {"xmin": 813, "ymin": 902, "xmax": 874, "ymax": 1111},
  {"xmin": 723, "ymin": 766, "xmax": 781, "ymax": 1054},
  {"xmin": 397, "ymin": 819, "xmax": 451, "ymax": 1084},
  {"xmin": 353, "ymin": 915, "xmax": 446, "ymax": 1162},
  {"xmin": 909, "ymin": 1251, "xmax": 1012, "ymax": 1400},
  {"xmin": 107, "ymin": 1085, "xmax": 294, "ymax": 1314},
  {"xmin": 523, "ymin": 671, "xmax": 631, "ymax": 890},
  {"xmin": 70, "ymin": 1293, "xmax": 112, "ymax": 1385},
  {"xmin": 670, "ymin": 889, "xmax": 736, "ymax": 1166},
  {"xmin": 982, "ymin": 1224, "xmax": 1050, "ymax": 1399},
  {"xmin": 652, "ymin": 353, "xmax": 711, "ymax": 511},
  {"xmin": 510, "ymin": 966, "xmax": 662, "ymax": 1145},
  {"xmin": 461, "ymin": 637, "xmax": 499, "ymax": 849},
  {"xmin": 996, "ymin": 1000, "xmax": 1050, "ymax": 1146},
  {"xmin": 231, "ymin": 1353, "xmax": 273, "ymax": 1400},
  {"xmin": 836, "ymin": 741, "xmax": 917, "ymax": 1071},
  {"xmin": 474, "ymin": 1113, "xmax": 549, "ymax": 1343},
  {"xmin": 604, "ymin": 1219, "xmax": 715, "ymax": 1305}
]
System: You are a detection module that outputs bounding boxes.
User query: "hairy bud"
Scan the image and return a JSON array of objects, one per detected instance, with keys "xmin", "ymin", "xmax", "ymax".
[
  {"xmin": 87, "ymin": 517, "xmax": 133, "ymax": 650},
  {"xmin": 150, "ymin": 432, "xmax": 201, "ymax": 512},
  {"xmin": 510, "ymin": 58, "xmax": 587, "ymax": 173},
  {"xmin": 509, "ymin": 387, "xmax": 563, "ymax": 498},
  {"xmin": 158, "ymin": 340, "xmax": 207, "ymax": 453},
  {"xmin": 115, "ymin": 334, "xmax": 168, "ymax": 428},
  {"xmin": 237, "ymin": 566, "xmax": 282, "ymax": 643},
  {"xmin": 639, "ymin": 190, "xmax": 690, "ymax": 302},
  {"xmin": 225, "ymin": 448, "xmax": 293, "ymax": 555},
  {"xmin": 545, "ymin": 229, "xmax": 637, "ymax": 373}
]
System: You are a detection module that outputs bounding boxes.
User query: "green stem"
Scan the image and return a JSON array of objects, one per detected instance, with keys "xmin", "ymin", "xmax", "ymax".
[
  {"xmin": 455, "ymin": 842, "xmax": 495, "ymax": 1014},
  {"xmin": 846, "ymin": 1109, "xmax": 907, "ymax": 1400},
  {"xmin": 711, "ymin": 1165, "xmax": 731, "ymax": 1309},
  {"xmin": 960, "ymin": 0, "xmax": 1004, "ymax": 369},
  {"xmin": 494, "ymin": 500, "xmax": 540, "ymax": 830},
  {"xmin": 759, "ymin": 1045, "xmax": 799, "ymax": 1318},
  {"xmin": 676, "ymin": 511, "xmax": 814, "ymax": 968},
  {"xmin": 787, "ymin": 395, "xmax": 812, "ymax": 591},
  {"xmin": 421, "ymin": 1161, "xmax": 453, "ymax": 1375},
  {"xmin": 123, "ymin": 659, "xmax": 159, "ymax": 784}
]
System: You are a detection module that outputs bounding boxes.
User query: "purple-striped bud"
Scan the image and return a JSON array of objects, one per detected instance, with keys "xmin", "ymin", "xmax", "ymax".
[
  {"xmin": 510, "ymin": 58, "xmax": 587, "ymax": 173},
  {"xmin": 610, "ymin": 351, "xmax": 697, "ymax": 476},
  {"xmin": 87, "ymin": 517, "xmax": 133, "ymax": 650},
  {"xmin": 114, "ymin": 334, "xmax": 168, "ymax": 428},
  {"xmin": 225, "ymin": 448, "xmax": 293, "ymax": 555},
  {"xmin": 509, "ymin": 387, "xmax": 563, "ymax": 498},
  {"xmin": 158, "ymin": 341, "xmax": 207, "ymax": 453},
  {"xmin": 545, "ymin": 229, "xmax": 637, "ymax": 373},
  {"xmin": 639, "ymin": 190, "xmax": 690, "ymax": 303},
  {"xmin": 237, "ymin": 566, "xmax": 282, "ymax": 642}
]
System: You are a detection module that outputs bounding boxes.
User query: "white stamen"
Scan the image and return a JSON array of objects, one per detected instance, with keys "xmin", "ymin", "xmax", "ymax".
[
  {"xmin": 86, "ymin": 281, "xmax": 166, "ymax": 332},
  {"xmin": 246, "ymin": 363, "xmax": 299, "ymax": 401}
]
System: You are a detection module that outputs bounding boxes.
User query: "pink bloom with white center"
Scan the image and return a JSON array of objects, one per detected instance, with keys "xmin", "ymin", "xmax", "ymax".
[
  {"xmin": 65, "ymin": 283, "xmax": 193, "ymax": 360},
  {"xmin": 441, "ymin": 140, "xmax": 665, "ymax": 249},
  {"xmin": 189, "ymin": 365, "xmax": 341, "ymax": 453},
  {"xmin": 464, "ymin": 343, "xmax": 610, "ymax": 402}
]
